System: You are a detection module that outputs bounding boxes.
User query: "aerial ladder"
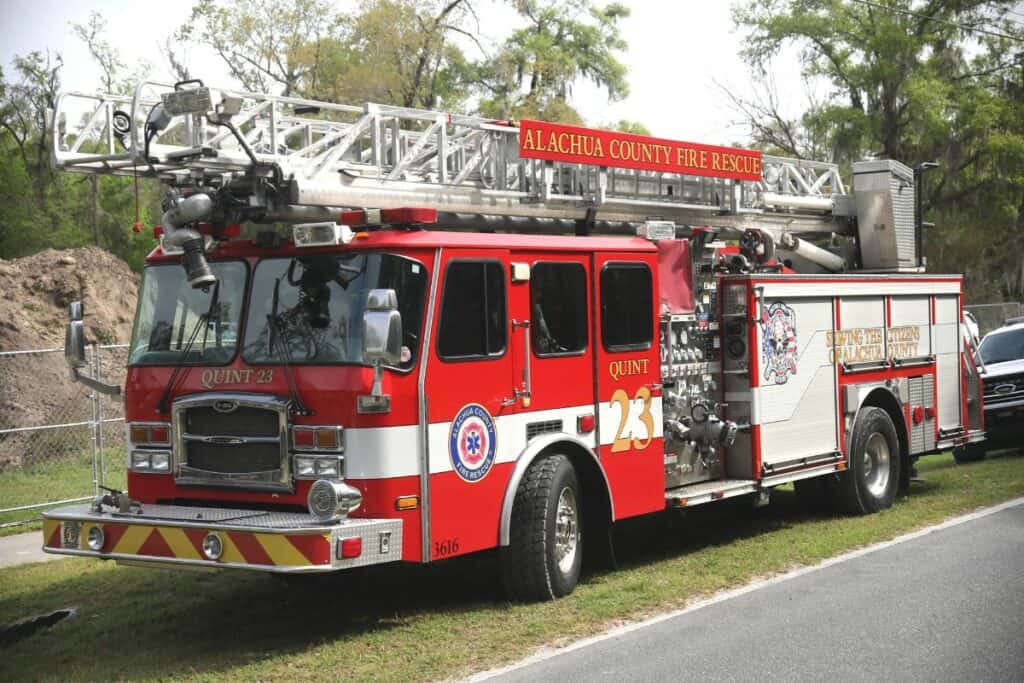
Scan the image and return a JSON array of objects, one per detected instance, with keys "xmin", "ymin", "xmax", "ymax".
[{"xmin": 51, "ymin": 79, "xmax": 921, "ymax": 284}]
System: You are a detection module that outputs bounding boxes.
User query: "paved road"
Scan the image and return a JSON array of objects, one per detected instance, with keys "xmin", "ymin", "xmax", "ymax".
[
  {"xmin": 488, "ymin": 502, "xmax": 1024, "ymax": 682},
  {"xmin": 0, "ymin": 531, "xmax": 62, "ymax": 569}
]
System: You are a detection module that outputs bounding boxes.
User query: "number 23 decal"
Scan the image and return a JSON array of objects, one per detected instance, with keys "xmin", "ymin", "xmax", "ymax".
[{"xmin": 609, "ymin": 386, "xmax": 655, "ymax": 452}]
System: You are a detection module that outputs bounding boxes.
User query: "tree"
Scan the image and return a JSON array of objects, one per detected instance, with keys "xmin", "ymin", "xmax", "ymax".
[
  {"xmin": 732, "ymin": 0, "xmax": 1024, "ymax": 301},
  {"xmin": 610, "ymin": 119, "xmax": 651, "ymax": 135},
  {"xmin": 179, "ymin": 0, "xmax": 340, "ymax": 96},
  {"xmin": 476, "ymin": 0, "xmax": 630, "ymax": 123},
  {"xmin": 309, "ymin": 0, "xmax": 478, "ymax": 109},
  {"xmin": 0, "ymin": 51, "xmax": 63, "ymax": 206},
  {"xmin": 72, "ymin": 11, "xmax": 132, "ymax": 94}
]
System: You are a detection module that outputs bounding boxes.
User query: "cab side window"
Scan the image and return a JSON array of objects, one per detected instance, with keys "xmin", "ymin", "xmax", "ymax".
[
  {"xmin": 531, "ymin": 262, "xmax": 587, "ymax": 356},
  {"xmin": 438, "ymin": 261, "xmax": 506, "ymax": 359},
  {"xmin": 600, "ymin": 263, "xmax": 653, "ymax": 351}
]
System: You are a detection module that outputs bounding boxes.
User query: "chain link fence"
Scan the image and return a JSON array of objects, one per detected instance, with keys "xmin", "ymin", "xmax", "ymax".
[
  {"xmin": 0, "ymin": 344, "xmax": 128, "ymax": 529},
  {"xmin": 964, "ymin": 302, "xmax": 1024, "ymax": 337}
]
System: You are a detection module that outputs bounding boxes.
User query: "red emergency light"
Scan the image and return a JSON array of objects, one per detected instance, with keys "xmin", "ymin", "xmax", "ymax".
[{"xmin": 339, "ymin": 207, "xmax": 438, "ymax": 227}]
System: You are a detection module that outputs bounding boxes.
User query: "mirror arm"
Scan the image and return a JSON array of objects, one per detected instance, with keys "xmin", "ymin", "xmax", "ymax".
[
  {"xmin": 357, "ymin": 361, "xmax": 391, "ymax": 414},
  {"xmin": 71, "ymin": 367, "xmax": 122, "ymax": 397}
]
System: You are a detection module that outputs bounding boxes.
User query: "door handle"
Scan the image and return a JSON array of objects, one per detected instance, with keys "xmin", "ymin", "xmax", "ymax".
[{"xmin": 502, "ymin": 319, "xmax": 532, "ymax": 408}]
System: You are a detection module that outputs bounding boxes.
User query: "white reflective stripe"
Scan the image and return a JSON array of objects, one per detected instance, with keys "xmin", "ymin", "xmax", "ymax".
[
  {"xmin": 428, "ymin": 404, "xmax": 599, "ymax": 475},
  {"xmin": 344, "ymin": 425, "xmax": 420, "ymax": 479},
  {"xmin": 344, "ymin": 404, "xmax": 604, "ymax": 479}
]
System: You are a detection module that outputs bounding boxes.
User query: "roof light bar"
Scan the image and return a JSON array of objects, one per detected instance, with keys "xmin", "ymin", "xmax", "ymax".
[{"xmin": 339, "ymin": 207, "xmax": 438, "ymax": 227}]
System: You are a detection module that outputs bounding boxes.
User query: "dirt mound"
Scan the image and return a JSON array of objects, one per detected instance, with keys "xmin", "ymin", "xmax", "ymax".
[
  {"xmin": 0, "ymin": 247, "xmax": 139, "ymax": 351},
  {"xmin": 0, "ymin": 248, "xmax": 139, "ymax": 469}
]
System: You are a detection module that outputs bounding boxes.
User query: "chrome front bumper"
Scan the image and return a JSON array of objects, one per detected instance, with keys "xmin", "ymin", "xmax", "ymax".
[{"xmin": 42, "ymin": 503, "xmax": 402, "ymax": 573}]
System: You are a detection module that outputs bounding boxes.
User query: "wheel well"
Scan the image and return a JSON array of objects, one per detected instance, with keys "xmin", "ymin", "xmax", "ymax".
[
  {"xmin": 540, "ymin": 441, "xmax": 613, "ymax": 530},
  {"xmin": 860, "ymin": 388, "xmax": 910, "ymax": 492}
]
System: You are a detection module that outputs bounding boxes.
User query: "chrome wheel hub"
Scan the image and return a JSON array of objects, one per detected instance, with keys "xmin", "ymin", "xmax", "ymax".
[
  {"xmin": 863, "ymin": 432, "xmax": 891, "ymax": 498},
  {"xmin": 554, "ymin": 486, "xmax": 579, "ymax": 574}
]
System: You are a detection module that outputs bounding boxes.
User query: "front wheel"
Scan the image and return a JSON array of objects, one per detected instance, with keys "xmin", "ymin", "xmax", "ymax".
[
  {"xmin": 837, "ymin": 406, "xmax": 901, "ymax": 515},
  {"xmin": 501, "ymin": 454, "xmax": 582, "ymax": 602}
]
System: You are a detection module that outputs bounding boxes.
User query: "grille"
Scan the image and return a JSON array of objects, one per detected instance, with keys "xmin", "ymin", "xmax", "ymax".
[
  {"xmin": 186, "ymin": 442, "xmax": 281, "ymax": 473},
  {"xmin": 983, "ymin": 372, "xmax": 1024, "ymax": 405},
  {"xmin": 173, "ymin": 394, "xmax": 291, "ymax": 492},
  {"xmin": 526, "ymin": 420, "xmax": 562, "ymax": 441},
  {"xmin": 186, "ymin": 406, "xmax": 279, "ymax": 437}
]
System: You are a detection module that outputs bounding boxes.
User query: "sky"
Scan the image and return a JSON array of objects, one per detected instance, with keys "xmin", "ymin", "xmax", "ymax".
[
  {"xmin": 0, "ymin": 0, "xmax": 813, "ymax": 146},
  {"xmin": 1, "ymin": 1, "xmax": 1023, "ymax": 144}
]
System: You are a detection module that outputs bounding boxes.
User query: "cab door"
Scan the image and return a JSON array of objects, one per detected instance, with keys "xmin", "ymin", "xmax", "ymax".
[
  {"xmin": 593, "ymin": 253, "xmax": 664, "ymax": 519},
  {"xmin": 512, "ymin": 251, "xmax": 596, "ymax": 431},
  {"xmin": 425, "ymin": 250, "xmax": 519, "ymax": 560}
]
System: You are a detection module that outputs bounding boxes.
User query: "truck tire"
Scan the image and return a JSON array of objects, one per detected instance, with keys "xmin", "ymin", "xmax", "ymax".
[
  {"xmin": 501, "ymin": 454, "xmax": 582, "ymax": 602},
  {"xmin": 952, "ymin": 443, "xmax": 986, "ymax": 464},
  {"xmin": 837, "ymin": 406, "xmax": 900, "ymax": 515}
]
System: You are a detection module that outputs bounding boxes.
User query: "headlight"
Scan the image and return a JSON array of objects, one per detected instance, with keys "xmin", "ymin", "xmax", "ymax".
[
  {"xmin": 150, "ymin": 452, "xmax": 170, "ymax": 472},
  {"xmin": 129, "ymin": 449, "xmax": 171, "ymax": 473},
  {"xmin": 294, "ymin": 455, "xmax": 343, "ymax": 480},
  {"xmin": 131, "ymin": 451, "xmax": 151, "ymax": 470},
  {"xmin": 295, "ymin": 456, "xmax": 317, "ymax": 477},
  {"xmin": 315, "ymin": 459, "xmax": 339, "ymax": 477}
]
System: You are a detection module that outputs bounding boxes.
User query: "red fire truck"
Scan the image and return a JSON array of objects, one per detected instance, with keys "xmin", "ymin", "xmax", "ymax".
[{"xmin": 43, "ymin": 80, "xmax": 984, "ymax": 600}]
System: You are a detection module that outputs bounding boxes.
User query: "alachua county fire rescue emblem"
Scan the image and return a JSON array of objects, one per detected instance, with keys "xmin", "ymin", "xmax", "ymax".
[
  {"xmin": 449, "ymin": 403, "xmax": 497, "ymax": 482},
  {"xmin": 761, "ymin": 301, "xmax": 798, "ymax": 385}
]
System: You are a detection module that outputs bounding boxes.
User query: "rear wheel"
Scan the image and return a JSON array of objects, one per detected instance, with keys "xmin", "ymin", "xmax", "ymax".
[
  {"xmin": 953, "ymin": 443, "xmax": 987, "ymax": 464},
  {"xmin": 837, "ymin": 407, "xmax": 901, "ymax": 515},
  {"xmin": 501, "ymin": 454, "xmax": 583, "ymax": 602}
]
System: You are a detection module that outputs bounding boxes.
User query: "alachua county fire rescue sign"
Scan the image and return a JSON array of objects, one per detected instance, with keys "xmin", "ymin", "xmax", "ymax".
[{"xmin": 449, "ymin": 403, "xmax": 497, "ymax": 482}]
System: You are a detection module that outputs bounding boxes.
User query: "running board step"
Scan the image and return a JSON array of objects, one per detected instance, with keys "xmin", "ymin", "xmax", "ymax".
[{"xmin": 665, "ymin": 479, "xmax": 757, "ymax": 509}]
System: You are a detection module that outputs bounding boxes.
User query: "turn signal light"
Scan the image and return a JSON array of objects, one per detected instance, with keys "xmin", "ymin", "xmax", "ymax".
[
  {"xmin": 395, "ymin": 495, "xmax": 419, "ymax": 511},
  {"xmin": 339, "ymin": 537, "xmax": 362, "ymax": 559},
  {"xmin": 292, "ymin": 426, "xmax": 344, "ymax": 452},
  {"xmin": 129, "ymin": 423, "xmax": 171, "ymax": 446}
]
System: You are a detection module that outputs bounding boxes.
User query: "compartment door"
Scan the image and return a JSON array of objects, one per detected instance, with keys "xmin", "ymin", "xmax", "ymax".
[{"xmin": 754, "ymin": 291, "xmax": 838, "ymax": 467}]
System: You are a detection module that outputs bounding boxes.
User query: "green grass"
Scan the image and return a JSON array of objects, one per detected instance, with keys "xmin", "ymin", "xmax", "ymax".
[
  {"xmin": 1, "ymin": 451, "xmax": 1022, "ymax": 682},
  {"xmin": 0, "ymin": 451, "xmax": 126, "ymax": 535}
]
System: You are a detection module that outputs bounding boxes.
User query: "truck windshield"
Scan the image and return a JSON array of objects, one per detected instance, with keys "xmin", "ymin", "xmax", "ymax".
[
  {"xmin": 978, "ymin": 328, "xmax": 1024, "ymax": 365},
  {"xmin": 242, "ymin": 252, "xmax": 427, "ymax": 368},
  {"xmin": 128, "ymin": 262, "xmax": 247, "ymax": 366}
]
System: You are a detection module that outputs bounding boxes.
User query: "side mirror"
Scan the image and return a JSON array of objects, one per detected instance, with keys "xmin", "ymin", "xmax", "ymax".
[
  {"xmin": 63, "ymin": 301, "xmax": 121, "ymax": 397},
  {"xmin": 362, "ymin": 289, "xmax": 402, "ymax": 367},
  {"xmin": 358, "ymin": 289, "xmax": 402, "ymax": 414},
  {"xmin": 65, "ymin": 302, "xmax": 87, "ymax": 369}
]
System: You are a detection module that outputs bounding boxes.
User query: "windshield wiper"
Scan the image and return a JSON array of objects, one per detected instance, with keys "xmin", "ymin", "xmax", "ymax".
[
  {"xmin": 267, "ymin": 276, "xmax": 313, "ymax": 416},
  {"xmin": 157, "ymin": 281, "xmax": 221, "ymax": 414}
]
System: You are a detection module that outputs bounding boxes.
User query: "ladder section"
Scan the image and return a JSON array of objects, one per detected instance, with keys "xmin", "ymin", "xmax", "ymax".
[{"xmin": 53, "ymin": 81, "xmax": 850, "ymax": 233}]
